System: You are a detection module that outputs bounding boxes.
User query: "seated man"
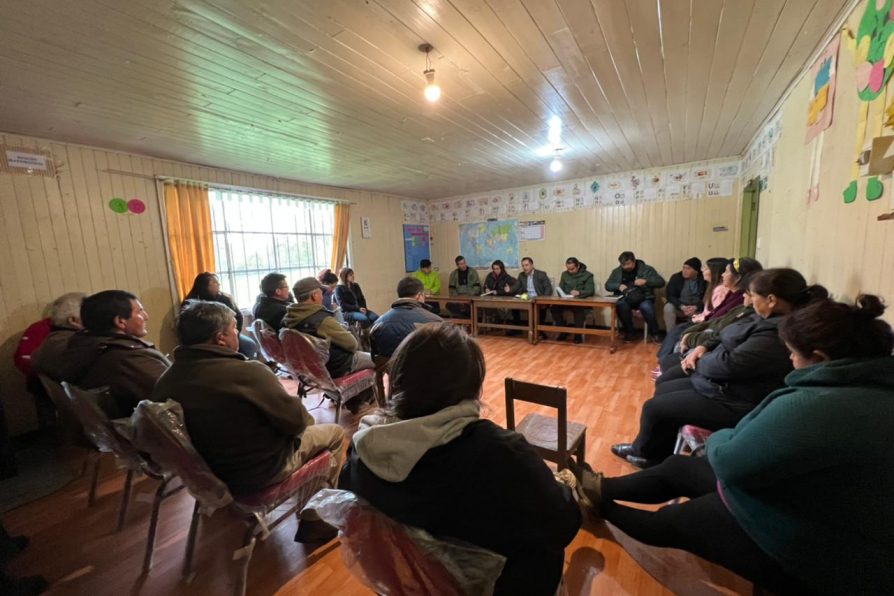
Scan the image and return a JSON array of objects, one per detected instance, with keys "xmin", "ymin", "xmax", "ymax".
[
  {"xmin": 22, "ymin": 292, "xmax": 86, "ymax": 424},
  {"xmin": 663, "ymin": 258, "xmax": 706, "ymax": 332},
  {"xmin": 446, "ymin": 255, "xmax": 480, "ymax": 317},
  {"xmin": 551, "ymin": 257, "xmax": 595, "ymax": 344},
  {"xmin": 411, "ymin": 259, "xmax": 441, "ymax": 314},
  {"xmin": 151, "ymin": 301, "xmax": 344, "ymax": 542},
  {"xmin": 605, "ymin": 251, "xmax": 666, "ymax": 343},
  {"xmin": 514, "ymin": 257, "xmax": 552, "ymax": 338},
  {"xmin": 370, "ymin": 277, "xmax": 443, "ymax": 359},
  {"xmin": 252, "ymin": 272, "xmax": 294, "ymax": 331},
  {"xmin": 282, "ymin": 277, "xmax": 375, "ymax": 378},
  {"xmin": 51, "ymin": 290, "xmax": 169, "ymax": 418}
]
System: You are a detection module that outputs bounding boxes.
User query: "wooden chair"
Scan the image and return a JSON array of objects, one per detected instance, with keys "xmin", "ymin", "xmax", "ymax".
[
  {"xmin": 372, "ymin": 355, "xmax": 389, "ymax": 408},
  {"xmin": 131, "ymin": 400, "xmax": 332, "ymax": 596},
  {"xmin": 504, "ymin": 378, "xmax": 586, "ymax": 471}
]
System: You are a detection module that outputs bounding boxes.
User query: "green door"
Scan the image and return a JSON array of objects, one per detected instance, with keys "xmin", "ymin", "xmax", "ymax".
[{"xmin": 739, "ymin": 179, "xmax": 760, "ymax": 258}]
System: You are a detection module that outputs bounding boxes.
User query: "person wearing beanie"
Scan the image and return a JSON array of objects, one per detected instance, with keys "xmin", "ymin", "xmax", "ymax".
[{"xmin": 662, "ymin": 257, "xmax": 707, "ymax": 334}]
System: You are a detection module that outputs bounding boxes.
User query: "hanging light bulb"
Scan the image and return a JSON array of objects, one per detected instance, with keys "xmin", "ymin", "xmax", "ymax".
[
  {"xmin": 419, "ymin": 43, "xmax": 441, "ymax": 102},
  {"xmin": 550, "ymin": 157, "xmax": 563, "ymax": 172}
]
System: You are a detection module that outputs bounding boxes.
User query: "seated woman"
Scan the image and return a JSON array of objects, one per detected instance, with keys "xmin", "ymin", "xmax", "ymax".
[
  {"xmin": 339, "ymin": 325, "xmax": 581, "ymax": 595},
  {"xmin": 613, "ymin": 268, "xmax": 828, "ymax": 467},
  {"xmin": 317, "ymin": 269, "xmax": 346, "ymax": 324},
  {"xmin": 482, "ymin": 259, "xmax": 521, "ymax": 333},
  {"xmin": 183, "ymin": 272, "xmax": 257, "ymax": 358},
  {"xmin": 657, "ymin": 257, "xmax": 761, "ymax": 360},
  {"xmin": 576, "ymin": 294, "xmax": 894, "ymax": 595},
  {"xmin": 334, "ymin": 267, "xmax": 378, "ymax": 327}
]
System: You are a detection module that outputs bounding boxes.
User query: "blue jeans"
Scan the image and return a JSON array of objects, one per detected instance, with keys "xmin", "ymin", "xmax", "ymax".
[
  {"xmin": 345, "ymin": 310, "xmax": 379, "ymax": 327},
  {"xmin": 616, "ymin": 298, "xmax": 660, "ymax": 336}
]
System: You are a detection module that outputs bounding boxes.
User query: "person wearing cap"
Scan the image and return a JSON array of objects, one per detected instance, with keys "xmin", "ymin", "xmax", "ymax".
[
  {"xmin": 662, "ymin": 257, "xmax": 707, "ymax": 334},
  {"xmin": 411, "ymin": 259, "xmax": 441, "ymax": 314},
  {"xmin": 282, "ymin": 277, "xmax": 375, "ymax": 378}
]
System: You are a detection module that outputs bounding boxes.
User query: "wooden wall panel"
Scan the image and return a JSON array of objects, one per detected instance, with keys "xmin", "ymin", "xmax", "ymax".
[{"xmin": 0, "ymin": 132, "xmax": 410, "ymax": 434}]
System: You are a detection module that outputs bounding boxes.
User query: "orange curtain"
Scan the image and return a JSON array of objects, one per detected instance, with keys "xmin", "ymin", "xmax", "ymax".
[
  {"xmin": 163, "ymin": 183, "xmax": 215, "ymax": 301},
  {"xmin": 330, "ymin": 202, "xmax": 351, "ymax": 272}
]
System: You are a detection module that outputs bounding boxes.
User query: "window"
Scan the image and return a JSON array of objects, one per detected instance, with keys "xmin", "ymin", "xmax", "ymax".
[{"xmin": 209, "ymin": 188, "xmax": 336, "ymax": 308}]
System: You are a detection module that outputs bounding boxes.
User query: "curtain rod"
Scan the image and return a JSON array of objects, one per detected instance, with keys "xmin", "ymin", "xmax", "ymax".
[{"xmin": 155, "ymin": 175, "xmax": 355, "ymax": 205}]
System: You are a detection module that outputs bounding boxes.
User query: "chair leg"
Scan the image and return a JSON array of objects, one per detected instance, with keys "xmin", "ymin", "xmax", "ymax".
[
  {"xmin": 234, "ymin": 525, "xmax": 257, "ymax": 596},
  {"xmin": 117, "ymin": 468, "xmax": 135, "ymax": 531},
  {"xmin": 576, "ymin": 436, "xmax": 586, "ymax": 467},
  {"xmin": 334, "ymin": 396, "xmax": 342, "ymax": 424},
  {"xmin": 183, "ymin": 500, "xmax": 202, "ymax": 583},
  {"xmin": 87, "ymin": 454, "xmax": 101, "ymax": 507},
  {"xmin": 673, "ymin": 429, "xmax": 686, "ymax": 455},
  {"xmin": 142, "ymin": 477, "xmax": 169, "ymax": 574}
]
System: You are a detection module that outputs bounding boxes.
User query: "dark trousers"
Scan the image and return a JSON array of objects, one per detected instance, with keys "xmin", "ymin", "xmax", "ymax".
[
  {"xmin": 631, "ymin": 377, "xmax": 748, "ymax": 461},
  {"xmin": 657, "ymin": 321, "xmax": 691, "ymax": 359},
  {"xmin": 602, "ymin": 456, "xmax": 812, "ymax": 594},
  {"xmin": 428, "ymin": 302, "xmax": 440, "ymax": 315},
  {"xmin": 446, "ymin": 302, "xmax": 470, "ymax": 317},
  {"xmin": 616, "ymin": 298, "xmax": 660, "ymax": 336},
  {"xmin": 551, "ymin": 306, "xmax": 586, "ymax": 328},
  {"xmin": 657, "ymin": 357, "xmax": 686, "ymax": 379}
]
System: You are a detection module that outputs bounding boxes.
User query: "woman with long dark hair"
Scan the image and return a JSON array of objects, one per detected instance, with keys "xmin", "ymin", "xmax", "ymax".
[
  {"xmin": 577, "ymin": 294, "xmax": 894, "ymax": 595},
  {"xmin": 613, "ymin": 268, "xmax": 828, "ymax": 466},
  {"xmin": 183, "ymin": 272, "xmax": 257, "ymax": 358},
  {"xmin": 340, "ymin": 325, "xmax": 580, "ymax": 595},
  {"xmin": 333, "ymin": 267, "xmax": 378, "ymax": 327}
]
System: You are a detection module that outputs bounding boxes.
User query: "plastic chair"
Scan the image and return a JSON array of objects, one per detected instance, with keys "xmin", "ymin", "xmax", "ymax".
[
  {"xmin": 278, "ymin": 329, "xmax": 376, "ymax": 424},
  {"xmin": 131, "ymin": 400, "xmax": 332, "ymax": 596},
  {"xmin": 251, "ymin": 319, "xmax": 286, "ymax": 366},
  {"xmin": 504, "ymin": 378, "xmax": 586, "ymax": 471},
  {"xmin": 60, "ymin": 382, "xmax": 186, "ymax": 574},
  {"xmin": 305, "ymin": 489, "xmax": 506, "ymax": 596}
]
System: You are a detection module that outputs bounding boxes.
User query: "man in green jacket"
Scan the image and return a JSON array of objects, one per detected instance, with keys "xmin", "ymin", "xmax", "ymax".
[
  {"xmin": 447, "ymin": 255, "xmax": 480, "ymax": 317},
  {"xmin": 605, "ymin": 251, "xmax": 665, "ymax": 342},
  {"xmin": 551, "ymin": 257, "xmax": 595, "ymax": 344},
  {"xmin": 282, "ymin": 277, "xmax": 375, "ymax": 378},
  {"xmin": 152, "ymin": 300, "xmax": 345, "ymax": 543},
  {"xmin": 411, "ymin": 259, "xmax": 441, "ymax": 314}
]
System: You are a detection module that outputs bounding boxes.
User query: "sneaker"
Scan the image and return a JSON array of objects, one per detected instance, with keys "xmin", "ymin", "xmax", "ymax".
[{"xmin": 649, "ymin": 366, "xmax": 661, "ymax": 381}]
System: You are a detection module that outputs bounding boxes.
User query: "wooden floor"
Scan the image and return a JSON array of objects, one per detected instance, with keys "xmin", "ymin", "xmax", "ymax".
[{"xmin": 3, "ymin": 334, "xmax": 751, "ymax": 595}]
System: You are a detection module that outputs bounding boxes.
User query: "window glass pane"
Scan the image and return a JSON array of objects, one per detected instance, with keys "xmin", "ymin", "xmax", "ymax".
[{"xmin": 208, "ymin": 189, "xmax": 336, "ymax": 307}]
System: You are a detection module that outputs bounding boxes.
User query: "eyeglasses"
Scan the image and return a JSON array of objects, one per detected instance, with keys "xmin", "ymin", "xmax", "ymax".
[{"xmin": 278, "ymin": 285, "xmax": 290, "ymax": 289}]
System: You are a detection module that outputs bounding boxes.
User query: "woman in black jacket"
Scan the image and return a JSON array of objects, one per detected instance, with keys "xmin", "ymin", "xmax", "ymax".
[
  {"xmin": 339, "ymin": 325, "xmax": 581, "ymax": 595},
  {"xmin": 483, "ymin": 259, "xmax": 522, "ymax": 332},
  {"xmin": 333, "ymin": 267, "xmax": 378, "ymax": 327},
  {"xmin": 611, "ymin": 268, "xmax": 828, "ymax": 467},
  {"xmin": 183, "ymin": 272, "xmax": 258, "ymax": 358}
]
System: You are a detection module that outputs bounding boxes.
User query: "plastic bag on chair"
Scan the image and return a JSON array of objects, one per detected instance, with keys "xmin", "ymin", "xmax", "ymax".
[
  {"xmin": 130, "ymin": 400, "xmax": 233, "ymax": 512},
  {"xmin": 305, "ymin": 489, "xmax": 506, "ymax": 596}
]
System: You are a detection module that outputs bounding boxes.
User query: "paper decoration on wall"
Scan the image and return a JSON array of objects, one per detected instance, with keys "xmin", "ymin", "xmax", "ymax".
[
  {"xmin": 843, "ymin": 180, "xmax": 858, "ymax": 203},
  {"xmin": 108, "ymin": 197, "xmax": 128, "ymax": 213},
  {"xmin": 854, "ymin": 1, "xmax": 894, "ymax": 100},
  {"xmin": 127, "ymin": 199, "xmax": 146, "ymax": 214},
  {"xmin": 868, "ymin": 135, "xmax": 894, "ymax": 174},
  {"xmin": 806, "ymin": 34, "xmax": 840, "ymax": 143},
  {"xmin": 867, "ymin": 177, "xmax": 885, "ymax": 200}
]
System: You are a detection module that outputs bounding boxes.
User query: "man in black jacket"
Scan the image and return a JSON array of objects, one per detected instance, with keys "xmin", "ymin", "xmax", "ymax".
[
  {"xmin": 663, "ymin": 258, "xmax": 706, "ymax": 332},
  {"xmin": 514, "ymin": 257, "xmax": 553, "ymax": 339},
  {"xmin": 252, "ymin": 272, "xmax": 294, "ymax": 331},
  {"xmin": 370, "ymin": 277, "xmax": 443, "ymax": 359}
]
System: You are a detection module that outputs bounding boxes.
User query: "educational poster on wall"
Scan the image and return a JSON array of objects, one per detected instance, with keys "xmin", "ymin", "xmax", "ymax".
[
  {"xmin": 805, "ymin": 34, "xmax": 839, "ymax": 143},
  {"xmin": 459, "ymin": 220, "xmax": 520, "ymax": 268},
  {"xmin": 402, "ymin": 224, "xmax": 431, "ymax": 273},
  {"xmin": 519, "ymin": 220, "xmax": 545, "ymax": 241}
]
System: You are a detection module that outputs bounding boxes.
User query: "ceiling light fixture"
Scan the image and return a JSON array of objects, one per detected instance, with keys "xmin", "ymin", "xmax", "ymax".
[
  {"xmin": 419, "ymin": 43, "xmax": 441, "ymax": 102},
  {"xmin": 549, "ymin": 149, "xmax": 563, "ymax": 173}
]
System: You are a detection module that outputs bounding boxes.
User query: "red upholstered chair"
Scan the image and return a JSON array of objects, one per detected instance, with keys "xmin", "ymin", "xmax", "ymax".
[
  {"xmin": 131, "ymin": 400, "xmax": 332, "ymax": 596},
  {"xmin": 278, "ymin": 328, "xmax": 376, "ymax": 423},
  {"xmin": 251, "ymin": 319, "xmax": 286, "ymax": 367},
  {"xmin": 305, "ymin": 489, "xmax": 506, "ymax": 596},
  {"xmin": 672, "ymin": 424, "xmax": 713, "ymax": 457}
]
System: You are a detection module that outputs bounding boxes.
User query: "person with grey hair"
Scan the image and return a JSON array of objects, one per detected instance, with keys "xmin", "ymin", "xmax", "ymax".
[
  {"xmin": 152, "ymin": 300, "xmax": 346, "ymax": 543},
  {"xmin": 282, "ymin": 277, "xmax": 375, "ymax": 377},
  {"xmin": 31, "ymin": 292, "xmax": 87, "ymax": 381}
]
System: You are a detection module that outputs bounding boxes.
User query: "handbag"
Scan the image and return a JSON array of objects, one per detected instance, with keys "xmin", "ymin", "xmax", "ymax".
[{"xmin": 622, "ymin": 285, "xmax": 647, "ymax": 308}]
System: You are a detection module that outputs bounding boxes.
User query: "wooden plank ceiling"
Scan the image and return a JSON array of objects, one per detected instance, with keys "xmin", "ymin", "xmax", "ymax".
[{"xmin": 0, "ymin": 0, "xmax": 848, "ymax": 199}]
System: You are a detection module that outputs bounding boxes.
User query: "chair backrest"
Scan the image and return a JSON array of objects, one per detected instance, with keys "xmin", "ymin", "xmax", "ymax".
[
  {"xmin": 504, "ymin": 378, "xmax": 568, "ymax": 454},
  {"xmin": 38, "ymin": 374, "xmax": 72, "ymax": 414},
  {"xmin": 131, "ymin": 400, "xmax": 233, "ymax": 511},
  {"xmin": 61, "ymin": 382, "xmax": 146, "ymax": 470},
  {"xmin": 278, "ymin": 328, "xmax": 339, "ymax": 393},
  {"xmin": 251, "ymin": 319, "xmax": 285, "ymax": 364},
  {"xmin": 306, "ymin": 489, "xmax": 505, "ymax": 596}
]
